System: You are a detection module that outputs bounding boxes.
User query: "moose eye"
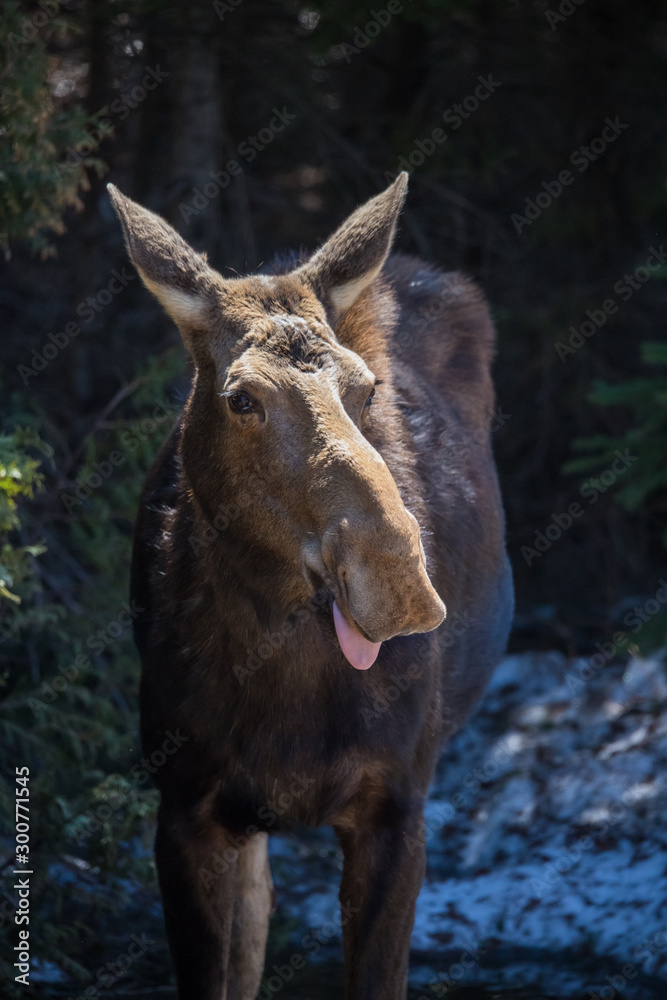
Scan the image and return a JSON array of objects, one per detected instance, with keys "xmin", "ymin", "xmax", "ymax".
[
  {"xmin": 228, "ymin": 392, "xmax": 256, "ymax": 415},
  {"xmin": 365, "ymin": 380, "xmax": 382, "ymax": 409}
]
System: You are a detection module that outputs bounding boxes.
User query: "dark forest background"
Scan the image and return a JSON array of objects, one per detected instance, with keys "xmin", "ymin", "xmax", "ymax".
[{"xmin": 1, "ymin": 0, "xmax": 667, "ymax": 995}]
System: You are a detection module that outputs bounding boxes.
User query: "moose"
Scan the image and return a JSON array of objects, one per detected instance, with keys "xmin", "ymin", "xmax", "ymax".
[{"xmin": 108, "ymin": 174, "xmax": 513, "ymax": 1000}]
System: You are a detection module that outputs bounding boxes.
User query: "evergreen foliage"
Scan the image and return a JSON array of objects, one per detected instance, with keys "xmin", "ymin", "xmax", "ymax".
[
  {"xmin": 0, "ymin": 1, "xmax": 108, "ymax": 258},
  {"xmin": 0, "ymin": 354, "xmax": 181, "ymax": 995}
]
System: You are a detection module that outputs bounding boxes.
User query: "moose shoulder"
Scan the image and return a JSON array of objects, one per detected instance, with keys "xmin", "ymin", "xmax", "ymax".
[{"xmin": 108, "ymin": 174, "xmax": 513, "ymax": 1000}]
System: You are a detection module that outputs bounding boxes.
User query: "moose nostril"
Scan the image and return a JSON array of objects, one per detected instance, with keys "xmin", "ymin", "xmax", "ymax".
[
  {"xmin": 338, "ymin": 567, "xmax": 350, "ymax": 605},
  {"xmin": 301, "ymin": 537, "xmax": 334, "ymax": 597},
  {"xmin": 304, "ymin": 564, "xmax": 325, "ymax": 594}
]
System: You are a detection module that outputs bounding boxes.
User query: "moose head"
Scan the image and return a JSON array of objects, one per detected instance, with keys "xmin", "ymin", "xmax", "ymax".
[{"xmin": 108, "ymin": 175, "xmax": 446, "ymax": 669}]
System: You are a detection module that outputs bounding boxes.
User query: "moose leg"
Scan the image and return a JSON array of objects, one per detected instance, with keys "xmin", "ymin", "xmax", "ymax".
[
  {"xmin": 155, "ymin": 803, "xmax": 240, "ymax": 1000},
  {"xmin": 335, "ymin": 801, "xmax": 427, "ymax": 1000},
  {"xmin": 227, "ymin": 832, "xmax": 275, "ymax": 999}
]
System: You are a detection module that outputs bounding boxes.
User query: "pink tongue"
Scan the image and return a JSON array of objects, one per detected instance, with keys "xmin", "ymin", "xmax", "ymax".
[{"xmin": 333, "ymin": 600, "xmax": 381, "ymax": 670}]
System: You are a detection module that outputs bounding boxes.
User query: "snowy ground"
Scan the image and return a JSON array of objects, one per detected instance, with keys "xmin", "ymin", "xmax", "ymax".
[{"xmin": 268, "ymin": 651, "xmax": 667, "ymax": 997}]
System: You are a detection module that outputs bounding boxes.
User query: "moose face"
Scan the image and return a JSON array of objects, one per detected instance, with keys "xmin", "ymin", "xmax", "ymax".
[{"xmin": 109, "ymin": 176, "xmax": 446, "ymax": 668}]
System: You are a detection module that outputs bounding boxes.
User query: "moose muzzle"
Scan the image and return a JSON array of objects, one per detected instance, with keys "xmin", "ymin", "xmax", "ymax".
[{"xmin": 304, "ymin": 504, "xmax": 446, "ymax": 670}]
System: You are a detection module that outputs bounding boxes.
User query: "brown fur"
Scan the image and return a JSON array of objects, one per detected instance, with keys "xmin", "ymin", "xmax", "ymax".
[{"xmin": 108, "ymin": 175, "xmax": 513, "ymax": 999}]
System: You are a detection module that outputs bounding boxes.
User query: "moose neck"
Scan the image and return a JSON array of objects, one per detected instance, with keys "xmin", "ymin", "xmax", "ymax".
[{"xmin": 185, "ymin": 474, "xmax": 316, "ymax": 638}]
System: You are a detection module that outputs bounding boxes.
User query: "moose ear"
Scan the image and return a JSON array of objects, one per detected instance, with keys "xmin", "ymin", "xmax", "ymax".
[
  {"xmin": 298, "ymin": 172, "xmax": 408, "ymax": 321},
  {"xmin": 107, "ymin": 184, "xmax": 217, "ymax": 334}
]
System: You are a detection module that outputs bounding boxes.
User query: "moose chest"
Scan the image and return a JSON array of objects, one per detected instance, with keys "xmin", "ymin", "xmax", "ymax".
[{"xmin": 144, "ymin": 599, "xmax": 439, "ymax": 829}]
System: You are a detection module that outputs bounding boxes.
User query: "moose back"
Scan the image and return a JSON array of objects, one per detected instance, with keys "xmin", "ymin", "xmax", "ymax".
[{"xmin": 108, "ymin": 174, "xmax": 513, "ymax": 1000}]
